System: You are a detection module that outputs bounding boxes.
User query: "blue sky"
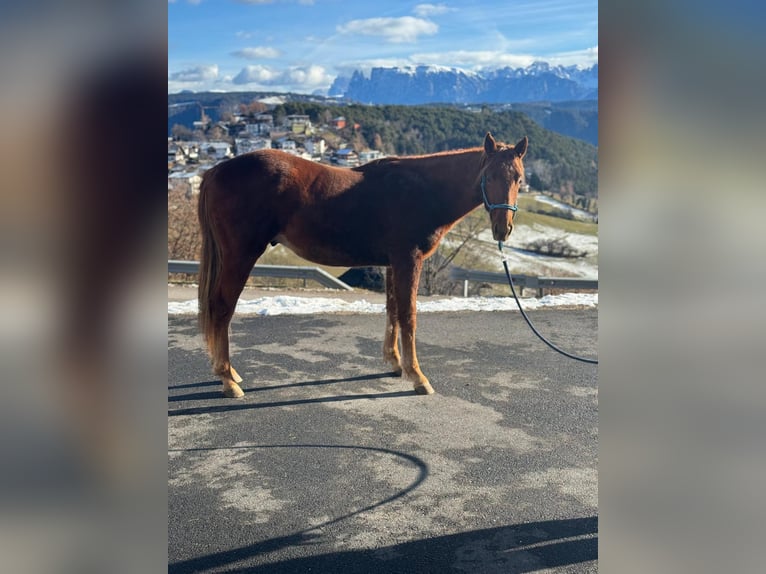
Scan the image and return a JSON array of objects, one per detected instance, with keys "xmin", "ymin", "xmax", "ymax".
[{"xmin": 168, "ymin": 0, "xmax": 597, "ymax": 94}]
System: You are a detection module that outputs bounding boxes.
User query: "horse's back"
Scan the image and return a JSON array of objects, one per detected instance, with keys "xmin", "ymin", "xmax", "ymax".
[{"xmin": 204, "ymin": 149, "xmax": 297, "ymax": 185}]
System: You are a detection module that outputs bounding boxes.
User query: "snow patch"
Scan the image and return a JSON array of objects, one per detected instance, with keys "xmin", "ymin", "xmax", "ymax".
[{"xmin": 169, "ymin": 293, "xmax": 597, "ymax": 316}]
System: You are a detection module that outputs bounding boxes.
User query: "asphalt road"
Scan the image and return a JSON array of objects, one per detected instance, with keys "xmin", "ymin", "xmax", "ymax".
[{"xmin": 169, "ymin": 308, "xmax": 598, "ymax": 573}]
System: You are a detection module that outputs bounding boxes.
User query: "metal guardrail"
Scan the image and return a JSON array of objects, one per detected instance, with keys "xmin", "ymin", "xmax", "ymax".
[
  {"xmin": 169, "ymin": 260, "xmax": 594, "ymax": 297},
  {"xmin": 450, "ymin": 267, "xmax": 597, "ymax": 297},
  {"xmin": 168, "ymin": 260, "xmax": 353, "ymax": 291}
]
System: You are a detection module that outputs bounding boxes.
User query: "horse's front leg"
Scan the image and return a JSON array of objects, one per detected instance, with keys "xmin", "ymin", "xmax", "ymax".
[
  {"xmin": 391, "ymin": 256, "xmax": 434, "ymax": 395},
  {"xmin": 383, "ymin": 266, "xmax": 402, "ymax": 375}
]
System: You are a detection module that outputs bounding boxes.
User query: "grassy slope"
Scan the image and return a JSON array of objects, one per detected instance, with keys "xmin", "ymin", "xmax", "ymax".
[{"xmin": 516, "ymin": 195, "xmax": 598, "ymax": 236}]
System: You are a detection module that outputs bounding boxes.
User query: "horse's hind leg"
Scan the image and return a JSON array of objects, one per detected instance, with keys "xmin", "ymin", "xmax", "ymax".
[
  {"xmin": 383, "ymin": 266, "xmax": 402, "ymax": 375},
  {"xmin": 207, "ymin": 253, "xmax": 259, "ymax": 398}
]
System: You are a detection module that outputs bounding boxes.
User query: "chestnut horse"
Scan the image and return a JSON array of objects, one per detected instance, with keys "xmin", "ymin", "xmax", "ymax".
[{"xmin": 198, "ymin": 132, "xmax": 527, "ymax": 398}]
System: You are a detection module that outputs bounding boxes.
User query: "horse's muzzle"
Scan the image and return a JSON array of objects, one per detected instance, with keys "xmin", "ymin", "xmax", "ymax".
[{"xmin": 493, "ymin": 222, "xmax": 513, "ymax": 242}]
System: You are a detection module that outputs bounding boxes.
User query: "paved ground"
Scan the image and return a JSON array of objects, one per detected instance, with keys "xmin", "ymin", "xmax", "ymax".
[{"xmin": 168, "ymin": 305, "xmax": 598, "ymax": 573}]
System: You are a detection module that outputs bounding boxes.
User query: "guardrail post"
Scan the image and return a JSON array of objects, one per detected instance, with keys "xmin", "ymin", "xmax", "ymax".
[{"xmin": 448, "ymin": 266, "xmax": 595, "ymax": 299}]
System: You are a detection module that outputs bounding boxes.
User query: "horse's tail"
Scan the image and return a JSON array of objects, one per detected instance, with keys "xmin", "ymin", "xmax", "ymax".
[{"xmin": 197, "ymin": 169, "xmax": 222, "ymax": 347}]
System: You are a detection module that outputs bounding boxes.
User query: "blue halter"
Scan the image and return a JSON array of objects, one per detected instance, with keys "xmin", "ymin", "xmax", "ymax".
[{"xmin": 481, "ymin": 174, "xmax": 518, "ymax": 214}]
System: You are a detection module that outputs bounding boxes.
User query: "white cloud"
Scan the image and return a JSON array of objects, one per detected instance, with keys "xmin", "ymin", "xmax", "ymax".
[
  {"xmin": 168, "ymin": 64, "xmax": 219, "ymax": 83},
  {"xmin": 231, "ymin": 46, "xmax": 282, "ymax": 59},
  {"xmin": 284, "ymin": 65, "xmax": 331, "ymax": 86},
  {"xmin": 337, "ymin": 16, "xmax": 438, "ymax": 43},
  {"xmin": 232, "ymin": 65, "xmax": 279, "ymax": 84},
  {"xmin": 546, "ymin": 45, "xmax": 598, "ymax": 67},
  {"xmin": 334, "ymin": 59, "xmax": 412, "ymax": 78},
  {"xmin": 232, "ymin": 64, "xmax": 333, "ymax": 90},
  {"xmin": 410, "ymin": 50, "xmax": 535, "ymax": 70},
  {"xmin": 408, "ymin": 46, "xmax": 598, "ymax": 71},
  {"xmin": 413, "ymin": 3, "xmax": 452, "ymax": 17}
]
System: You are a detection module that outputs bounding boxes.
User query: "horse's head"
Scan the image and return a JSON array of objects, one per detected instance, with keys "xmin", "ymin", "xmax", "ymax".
[{"xmin": 480, "ymin": 132, "xmax": 528, "ymax": 242}]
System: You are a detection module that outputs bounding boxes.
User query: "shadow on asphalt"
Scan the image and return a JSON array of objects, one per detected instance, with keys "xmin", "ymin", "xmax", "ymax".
[
  {"xmin": 169, "ymin": 443, "xmax": 431, "ymax": 573},
  {"xmin": 168, "ymin": 371, "xmax": 414, "ymax": 416},
  {"xmin": 169, "ymin": 371, "xmax": 400, "ymax": 399},
  {"xmin": 168, "ymin": 390, "xmax": 416, "ymax": 416},
  {"xmin": 169, "ymin": 515, "xmax": 597, "ymax": 573}
]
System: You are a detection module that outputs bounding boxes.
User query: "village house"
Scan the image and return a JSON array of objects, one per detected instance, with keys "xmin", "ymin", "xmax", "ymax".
[
  {"xmin": 168, "ymin": 144, "xmax": 185, "ymax": 166},
  {"xmin": 358, "ymin": 149, "xmax": 384, "ymax": 164},
  {"xmin": 169, "ymin": 142, "xmax": 200, "ymax": 165},
  {"xmin": 331, "ymin": 116, "xmax": 346, "ymax": 130},
  {"xmin": 235, "ymin": 137, "xmax": 272, "ymax": 155},
  {"xmin": 332, "ymin": 148, "xmax": 359, "ymax": 167},
  {"xmin": 304, "ymin": 138, "xmax": 326, "ymax": 158},
  {"xmin": 273, "ymin": 137, "xmax": 297, "ymax": 152},
  {"xmin": 284, "ymin": 114, "xmax": 312, "ymax": 135},
  {"xmin": 245, "ymin": 113, "xmax": 273, "ymax": 136},
  {"xmin": 203, "ymin": 142, "xmax": 233, "ymax": 161}
]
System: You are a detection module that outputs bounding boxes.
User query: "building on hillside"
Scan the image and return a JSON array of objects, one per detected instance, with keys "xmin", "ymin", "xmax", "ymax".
[
  {"xmin": 203, "ymin": 142, "xmax": 233, "ymax": 160},
  {"xmin": 331, "ymin": 116, "xmax": 346, "ymax": 130},
  {"xmin": 332, "ymin": 148, "xmax": 359, "ymax": 167},
  {"xmin": 358, "ymin": 149, "xmax": 384, "ymax": 164},
  {"xmin": 274, "ymin": 137, "xmax": 297, "ymax": 152},
  {"xmin": 235, "ymin": 137, "xmax": 272, "ymax": 155},
  {"xmin": 192, "ymin": 117, "xmax": 210, "ymax": 131},
  {"xmin": 168, "ymin": 144, "xmax": 186, "ymax": 166},
  {"xmin": 245, "ymin": 113, "xmax": 274, "ymax": 136},
  {"xmin": 175, "ymin": 142, "xmax": 201, "ymax": 163},
  {"xmin": 169, "ymin": 142, "xmax": 200, "ymax": 164},
  {"xmin": 285, "ymin": 114, "xmax": 312, "ymax": 134},
  {"xmin": 305, "ymin": 138, "xmax": 326, "ymax": 158}
]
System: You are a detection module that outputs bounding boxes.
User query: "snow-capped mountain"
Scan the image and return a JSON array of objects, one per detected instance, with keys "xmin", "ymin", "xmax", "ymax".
[{"xmin": 329, "ymin": 62, "xmax": 598, "ymax": 104}]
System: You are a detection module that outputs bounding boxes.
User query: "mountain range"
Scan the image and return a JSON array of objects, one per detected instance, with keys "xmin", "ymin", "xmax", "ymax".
[{"xmin": 329, "ymin": 62, "xmax": 598, "ymax": 105}]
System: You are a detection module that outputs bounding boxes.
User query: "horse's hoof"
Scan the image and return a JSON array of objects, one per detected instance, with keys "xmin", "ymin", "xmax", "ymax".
[
  {"xmin": 230, "ymin": 366, "xmax": 243, "ymax": 383},
  {"xmin": 223, "ymin": 382, "xmax": 245, "ymax": 399},
  {"xmin": 414, "ymin": 382, "xmax": 435, "ymax": 395},
  {"xmin": 384, "ymin": 357, "xmax": 402, "ymax": 376}
]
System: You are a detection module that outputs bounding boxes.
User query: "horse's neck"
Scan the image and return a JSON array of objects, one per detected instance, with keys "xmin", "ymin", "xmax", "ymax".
[{"xmin": 419, "ymin": 148, "xmax": 484, "ymax": 214}]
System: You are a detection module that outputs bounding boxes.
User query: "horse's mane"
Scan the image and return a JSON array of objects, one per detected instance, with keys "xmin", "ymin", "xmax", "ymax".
[{"xmin": 353, "ymin": 146, "xmax": 486, "ymax": 174}]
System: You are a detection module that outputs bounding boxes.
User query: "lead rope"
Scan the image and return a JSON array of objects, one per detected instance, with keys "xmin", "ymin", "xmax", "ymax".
[{"xmin": 498, "ymin": 241, "xmax": 598, "ymax": 365}]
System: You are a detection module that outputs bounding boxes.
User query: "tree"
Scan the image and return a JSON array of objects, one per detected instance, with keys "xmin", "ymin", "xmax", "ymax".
[
  {"xmin": 240, "ymin": 101, "xmax": 268, "ymax": 117},
  {"xmin": 207, "ymin": 124, "xmax": 227, "ymax": 142},
  {"xmin": 351, "ymin": 130, "xmax": 367, "ymax": 152},
  {"xmin": 167, "ymin": 186, "xmax": 201, "ymax": 261},
  {"xmin": 528, "ymin": 172, "xmax": 544, "ymax": 191},
  {"xmin": 171, "ymin": 123, "xmax": 194, "ymax": 141},
  {"xmin": 421, "ymin": 210, "xmax": 487, "ymax": 296}
]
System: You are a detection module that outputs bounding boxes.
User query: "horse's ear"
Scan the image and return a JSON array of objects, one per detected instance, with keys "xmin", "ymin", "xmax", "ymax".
[
  {"xmin": 484, "ymin": 132, "xmax": 497, "ymax": 155},
  {"xmin": 514, "ymin": 136, "xmax": 528, "ymax": 158}
]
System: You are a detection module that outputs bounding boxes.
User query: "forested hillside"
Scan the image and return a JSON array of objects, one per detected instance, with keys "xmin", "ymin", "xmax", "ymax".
[{"xmin": 275, "ymin": 102, "xmax": 598, "ymax": 197}]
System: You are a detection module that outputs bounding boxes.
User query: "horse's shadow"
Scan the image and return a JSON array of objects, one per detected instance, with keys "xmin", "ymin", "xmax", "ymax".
[{"xmin": 168, "ymin": 371, "xmax": 411, "ymax": 416}]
